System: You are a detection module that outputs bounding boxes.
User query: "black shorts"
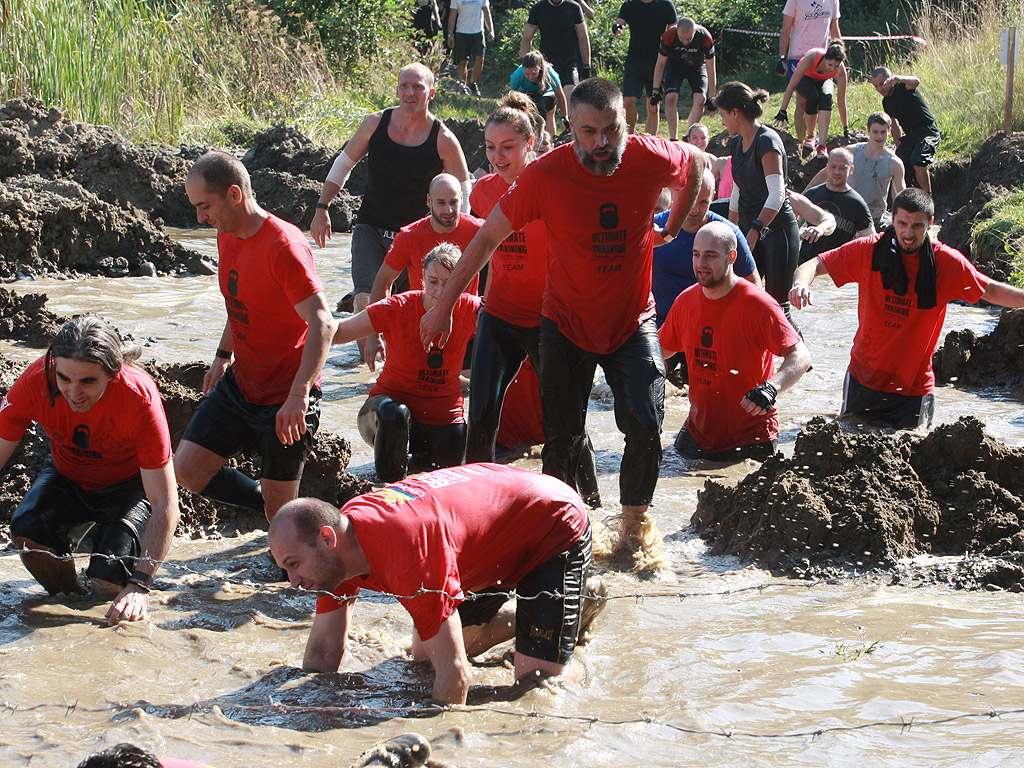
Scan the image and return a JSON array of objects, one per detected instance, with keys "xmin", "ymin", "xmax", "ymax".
[
  {"xmin": 662, "ymin": 59, "xmax": 708, "ymax": 97},
  {"xmin": 674, "ymin": 422, "xmax": 777, "ymax": 463},
  {"xmin": 453, "ymin": 31, "xmax": 485, "ymax": 61},
  {"xmin": 459, "ymin": 523, "xmax": 591, "ymax": 664},
  {"xmin": 183, "ymin": 367, "xmax": 321, "ymax": 481},
  {"xmin": 526, "ymin": 92, "xmax": 557, "ymax": 118},
  {"xmin": 796, "ymin": 76, "xmax": 834, "ymax": 113},
  {"xmin": 547, "ymin": 55, "xmax": 579, "ymax": 87},
  {"xmin": 896, "ymin": 131, "xmax": 940, "ymax": 169},
  {"xmin": 622, "ymin": 55, "xmax": 658, "ymax": 99},
  {"xmin": 840, "ymin": 370, "xmax": 934, "ymax": 430},
  {"xmin": 10, "ymin": 459, "xmax": 151, "ymax": 585}
]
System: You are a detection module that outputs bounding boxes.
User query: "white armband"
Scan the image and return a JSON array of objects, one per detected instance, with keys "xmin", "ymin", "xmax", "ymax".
[
  {"xmin": 729, "ymin": 181, "xmax": 740, "ymax": 213},
  {"xmin": 765, "ymin": 173, "xmax": 786, "ymax": 211},
  {"xmin": 325, "ymin": 150, "xmax": 358, "ymax": 190},
  {"xmin": 460, "ymin": 179, "xmax": 474, "ymax": 213}
]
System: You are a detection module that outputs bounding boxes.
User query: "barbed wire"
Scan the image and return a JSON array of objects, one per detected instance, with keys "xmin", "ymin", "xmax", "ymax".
[{"xmin": 2, "ymin": 697, "xmax": 1022, "ymax": 742}]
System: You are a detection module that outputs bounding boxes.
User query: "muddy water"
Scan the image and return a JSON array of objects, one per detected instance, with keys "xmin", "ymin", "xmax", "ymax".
[{"xmin": 2, "ymin": 230, "xmax": 1024, "ymax": 767}]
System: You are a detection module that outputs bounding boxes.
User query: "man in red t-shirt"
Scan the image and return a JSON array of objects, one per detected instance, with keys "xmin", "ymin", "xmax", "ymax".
[
  {"xmin": 268, "ymin": 463, "xmax": 596, "ymax": 705},
  {"xmin": 791, "ymin": 188, "xmax": 1024, "ymax": 429},
  {"xmin": 0, "ymin": 317, "xmax": 179, "ymax": 626},
  {"xmin": 176, "ymin": 152, "xmax": 334, "ymax": 522},
  {"xmin": 420, "ymin": 78, "xmax": 704, "ymax": 566},
  {"xmin": 660, "ymin": 222, "xmax": 809, "ymax": 460},
  {"xmin": 363, "ymin": 173, "xmax": 483, "ymax": 369}
]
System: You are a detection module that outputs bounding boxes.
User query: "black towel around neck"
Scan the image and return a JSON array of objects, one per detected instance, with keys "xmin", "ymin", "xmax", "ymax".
[{"xmin": 870, "ymin": 226, "xmax": 937, "ymax": 310}]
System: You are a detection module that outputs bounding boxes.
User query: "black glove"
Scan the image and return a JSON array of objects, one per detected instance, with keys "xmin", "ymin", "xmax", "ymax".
[
  {"xmin": 579, "ymin": 63, "xmax": 592, "ymax": 80},
  {"xmin": 612, "ymin": 21, "xmax": 625, "ymax": 34},
  {"xmin": 843, "ymin": 126, "xmax": 855, "ymax": 139},
  {"xmin": 775, "ymin": 55, "xmax": 787, "ymax": 76},
  {"xmin": 705, "ymin": 98, "xmax": 717, "ymax": 114},
  {"xmin": 649, "ymin": 88, "xmax": 663, "ymax": 107},
  {"xmin": 745, "ymin": 381, "xmax": 778, "ymax": 410},
  {"xmin": 774, "ymin": 109, "xmax": 788, "ymax": 123}
]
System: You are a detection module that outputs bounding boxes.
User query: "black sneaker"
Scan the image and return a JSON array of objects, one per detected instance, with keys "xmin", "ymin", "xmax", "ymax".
[{"xmin": 470, "ymin": 82, "xmax": 481, "ymax": 97}]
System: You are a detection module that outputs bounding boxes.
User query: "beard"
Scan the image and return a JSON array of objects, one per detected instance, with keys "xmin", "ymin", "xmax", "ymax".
[{"xmin": 573, "ymin": 131, "xmax": 627, "ymax": 176}]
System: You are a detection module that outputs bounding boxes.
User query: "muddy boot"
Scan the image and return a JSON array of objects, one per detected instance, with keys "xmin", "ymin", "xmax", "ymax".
[
  {"xmin": 576, "ymin": 576, "xmax": 607, "ymax": 645},
  {"xmin": 617, "ymin": 509, "xmax": 668, "ymax": 576},
  {"xmin": 350, "ymin": 732, "xmax": 431, "ymax": 768}
]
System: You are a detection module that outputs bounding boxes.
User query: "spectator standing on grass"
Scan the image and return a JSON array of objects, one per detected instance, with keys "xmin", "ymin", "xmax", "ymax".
[{"xmin": 612, "ymin": 0, "xmax": 677, "ymax": 136}]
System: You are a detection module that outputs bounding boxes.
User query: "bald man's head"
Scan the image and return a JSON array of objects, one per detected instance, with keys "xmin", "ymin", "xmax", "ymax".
[{"xmin": 427, "ymin": 173, "xmax": 462, "ymax": 230}]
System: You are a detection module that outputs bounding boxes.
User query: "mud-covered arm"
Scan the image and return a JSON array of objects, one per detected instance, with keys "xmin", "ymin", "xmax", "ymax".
[{"xmin": 304, "ymin": 599, "xmax": 355, "ymax": 672}]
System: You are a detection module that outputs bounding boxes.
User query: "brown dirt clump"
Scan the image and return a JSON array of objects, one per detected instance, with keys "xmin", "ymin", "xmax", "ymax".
[
  {"xmin": 933, "ymin": 308, "xmax": 1024, "ymax": 391},
  {"xmin": 692, "ymin": 416, "xmax": 1024, "ymax": 589},
  {"xmin": 0, "ymin": 287, "xmax": 66, "ymax": 346}
]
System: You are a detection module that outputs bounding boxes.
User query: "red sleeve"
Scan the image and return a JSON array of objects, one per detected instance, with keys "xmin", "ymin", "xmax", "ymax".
[
  {"xmin": 665, "ymin": 139, "xmax": 696, "ymax": 191},
  {"xmin": 756, "ymin": 296, "xmax": 803, "ymax": 357},
  {"xmin": 0, "ymin": 364, "xmax": 40, "ymax": 442},
  {"xmin": 658, "ymin": 294, "xmax": 690, "ymax": 353},
  {"xmin": 316, "ymin": 582, "xmax": 358, "ymax": 614},
  {"xmin": 659, "ymin": 26, "xmax": 675, "ymax": 56},
  {"xmin": 820, "ymin": 238, "xmax": 873, "ymax": 288},
  {"xmin": 366, "ymin": 292, "xmax": 406, "ymax": 334},
  {"xmin": 270, "ymin": 240, "xmax": 323, "ymax": 308},
  {"xmin": 498, "ymin": 161, "xmax": 544, "ymax": 232},
  {"xmin": 131, "ymin": 383, "xmax": 173, "ymax": 471},
  {"xmin": 384, "ymin": 231, "xmax": 412, "ymax": 272}
]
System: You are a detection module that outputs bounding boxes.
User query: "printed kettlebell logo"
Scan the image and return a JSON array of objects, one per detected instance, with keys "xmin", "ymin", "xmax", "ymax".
[
  {"xmin": 72, "ymin": 425, "xmax": 90, "ymax": 450},
  {"xmin": 599, "ymin": 203, "xmax": 619, "ymax": 230},
  {"xmin": 701, "ymin": 326, "xmax": 714, "ymax": 348},
  {"xmin": 228, "ymin": 269, "xmax": 239, "ymax": 297}
]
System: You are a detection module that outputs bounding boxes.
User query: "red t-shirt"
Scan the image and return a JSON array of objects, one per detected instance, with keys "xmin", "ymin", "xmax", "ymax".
[
  {"xmin": 367, "ymin": 290, "xmax": 481, "ymax": 425},
  {"xmin": 821, "ymin": 235, "xmax": 990, "ymax": 395},
  {"xmin": 217, "ymin": 214, "xmax": 324, "ymax": 405},
  {"xmin": 383, "ymin": 213, "xmax": 482, "ymax": 294},
  {"xmin": 470, "ymin": 173, "xmax": 548, "ymax": 326},
  {"xmin": 316, "ymin": 463, "xmax": 588, "ymax": 641},
  {"xmin": 0, "ymin": 357, "xmax": 172, "ymax": 490},
  {"xmin": 496, "ymin": 357, "xmax": 545, "ymax": 448},
  {"xmin": 659, "ymin": 279, "xmax": 801, "ymax": 452},
  {"xmin": 500, "ymin": 136, "xmax": 696, "ymax": 353}
]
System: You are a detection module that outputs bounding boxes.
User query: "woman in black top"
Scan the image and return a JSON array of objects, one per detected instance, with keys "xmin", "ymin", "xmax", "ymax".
[{"xmin": 715, "ymin": 81, "xmax": 801, "ymax": 329}]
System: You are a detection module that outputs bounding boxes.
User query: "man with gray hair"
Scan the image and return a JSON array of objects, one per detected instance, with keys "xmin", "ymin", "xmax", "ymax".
[
  {"xmin": 660, "ymin": 221, "xmax": 810, "ymax": 462},
  {"xmin": 419, "ymin": 77, "xmax": 705, "ymax": 568}
]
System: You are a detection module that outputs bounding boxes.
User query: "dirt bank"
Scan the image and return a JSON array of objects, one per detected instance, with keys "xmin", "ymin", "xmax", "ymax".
[
  {"xmin": 692, "ymin": 416, "xmax": 1024, "ymax": 590},
  {"xmin": 0, "ymin": 356, "xmax": 370, "ymax": 537},
  {"xmin": 0, "ymin": 286, "xmax": 65, "ymax": 346},
  {"xmin": 933, "ymin": 307, "xmax": 1024, "ymax": 391}
]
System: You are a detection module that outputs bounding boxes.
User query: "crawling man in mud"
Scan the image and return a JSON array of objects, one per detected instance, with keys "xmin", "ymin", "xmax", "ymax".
[
  {"xmin": 0, "ymin": 317, "xmax": 180, "ymax": 625},
  {"xmin": 269, "ymin": 463, "xmax": 598, "ymax": 705}
]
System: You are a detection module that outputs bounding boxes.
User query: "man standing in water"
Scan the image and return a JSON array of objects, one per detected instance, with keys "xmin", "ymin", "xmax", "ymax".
[
  {"xmin": 790, "ymin": 189, "xmax": 1024, "ymax": 430},
  {"xmin": 177, "ymin": 151, "xmax": 334, "ymax": 522},
  {"xmin": 310, "ymin": 63, "xmax": 471, "ymax": 325},
  {"xmin": 1, "ymin": 317, "xmax": 179, "ymax": 626},
  {"xmin": 420, "ymin": 78, "xmax": 705, "ymax": 569},
  {"xmin": 269, "ymin": 464, "xmax": 595, "ymax": 705}
]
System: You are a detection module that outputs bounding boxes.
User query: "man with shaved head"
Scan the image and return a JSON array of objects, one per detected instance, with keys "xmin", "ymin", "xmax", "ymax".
[
  {"xmin": 797, "ymin": 146, "xmax": 873, "ymax": 264},
  {"xmin": 361, "ymin": 172, "xmax": 484, "ymax": 369},
  {"xmin": 310, "ymin": 63, "xmax": 471, "ymax": 323},
  {"xmin": 660, "ymin": 221, "xmax": 810, "ymax": 462}
]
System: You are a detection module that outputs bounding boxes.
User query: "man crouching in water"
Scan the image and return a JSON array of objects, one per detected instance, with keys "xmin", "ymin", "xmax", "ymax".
[{"xmin": 269, "ymin": 463, "xmax": 603, "ymax": 705}]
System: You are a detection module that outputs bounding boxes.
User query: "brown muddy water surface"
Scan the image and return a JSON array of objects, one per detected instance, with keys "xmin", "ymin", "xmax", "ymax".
[{"xmin": 1, "ymin": 230, "xmax": 1024, "ymax": 767}]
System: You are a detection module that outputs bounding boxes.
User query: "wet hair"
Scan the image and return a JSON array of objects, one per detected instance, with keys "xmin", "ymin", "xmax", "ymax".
[
  {"xmin": 423, "ymin": 242, "xmax": 461, "ymax": 274},
  {"xmin": 189, "ymin": 150, "xmax": 252, "ymax": 198},
  {"xmin": 892, "ymin": 188, "xmax": 935, "ymax": 220},
  {"xmin": 823, "ymin": 39, "xmax": 846, "ymax": 63},
  {"xmin": 488, "ymin": 90, "xmax": 542, "ymax": 142},
  {"xmin": 45, "ymin": 316, "xmax": 140, "ymax": 404},
  {"xmin": 871, "ymin": 66, "xmax": 892, "ymax": 82},
  {"xmin": 714, "ymin": 81, "xmax": 769, "ymax": 120},
  {"xmin": 570, "ymin": 77, "xmax": 623, "ymax": 113},
  {"xmin": 866, "ymin": 110, "xmax": 891, "ymax": 129},
  {"xmin": 686, "ymin": 122, "xmax": 709, "ymax": 141},
  {"xmin": 697, "ymin": 220, "xmax": 738, "ymax": 255},
  {"xmin": 77, "ymin": 743, "xmax": 160, "ymax": 768},
  {"xmin": 280, "ymin": 497, "xmax": 344, "ymax": 542}
]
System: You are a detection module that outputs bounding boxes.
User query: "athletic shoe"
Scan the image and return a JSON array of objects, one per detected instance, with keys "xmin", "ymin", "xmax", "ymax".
[
  {"xmin": 803, "ymin": 137, "xmax": 816, "ymax": 148},
  {"xmin": 576, "ymin": 576, "xmax": 608, "ymax": 645},
  {"xmin": 470, "ymin": 82, "xmax": 481, "ymax": 97},
  {"xmin": 816, "ymin": 144, "xmax": 828, "ymax": 157}
]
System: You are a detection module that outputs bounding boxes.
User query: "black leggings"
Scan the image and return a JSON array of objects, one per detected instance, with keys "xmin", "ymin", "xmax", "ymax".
[
  {"xmin": 467, "ymin": 312, "xmax": 601, "ymax": 507},
  {"xmin": 742, "ymin": 207, "xmax": 800, "ymax": 330},
  {"xmin": 357, "ymin": 395, "xmax": 466, "ymax": 483}
]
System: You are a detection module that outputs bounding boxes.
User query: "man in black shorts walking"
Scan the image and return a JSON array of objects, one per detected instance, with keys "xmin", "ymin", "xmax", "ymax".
[
  {"xmin": 447, "ymin": 0, "xmax": 494, "ymax": 96},
  {"xmin": 613, "ymin": 0, "xmax": 677, "ymax": 135},
  {"xmin": 871, "ymin": 66, "xmax": 940, "ymax": 195},
  {"xmin": 521, "ymin": 0, "xmax": 592, "ymax": 102},
  {"xmin": 651, "ymin": 17, "xmax": 717, "ymax": 141}
]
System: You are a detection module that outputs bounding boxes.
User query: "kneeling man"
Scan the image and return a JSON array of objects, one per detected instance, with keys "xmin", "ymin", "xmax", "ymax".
[
  {"xmin": 269, "ymin": 463, "xmax": 592, "ymax": 705},
  {"xmin": 660, "ymin": 221, "xmax": 810, "ymax": 461}
]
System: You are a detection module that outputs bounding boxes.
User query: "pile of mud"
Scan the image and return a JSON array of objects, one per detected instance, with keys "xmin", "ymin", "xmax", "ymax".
[
  {"xmin": 693, "ymin": 416, "xmax": 1024, "ymax": 589},
  {"xmin": 0, "ymin": 356, "xmax": 370, "ymax": 537},
  {"xmin": 0, "ymin": 286, "xmax": 65, "ymax": 346},
  {"xmin": 933, "ymin": 307, "xmax": 1024, "ymax": 391}
]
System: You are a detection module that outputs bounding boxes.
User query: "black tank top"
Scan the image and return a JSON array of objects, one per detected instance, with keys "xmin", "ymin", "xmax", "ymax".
[{"xmin": 357, "ymin": 108, "xmax": 444, "ymax": 231}]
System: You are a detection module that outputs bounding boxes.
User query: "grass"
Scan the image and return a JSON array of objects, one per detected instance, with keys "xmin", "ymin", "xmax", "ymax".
[
  {"xmin": 825, "ymin": 640, "xmax": 882, "ymax": 662},
  {"xmin": 973, "ymin": 188, "xmax": 1024, "ymax": 283}
]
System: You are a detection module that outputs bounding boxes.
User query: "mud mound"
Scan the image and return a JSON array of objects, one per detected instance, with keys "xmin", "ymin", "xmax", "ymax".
[
  {"xmin": 0, "ymin": 174, "xmax": 211, "ymax": 279},
  {"xmin": 933, "ymin": 307, "xmax": 1024, "ymax": 390},
  {"xmin": 0, "ymin": 287, "xmax": 65, "ymax": 346},
  {"xmin": 693, "ymin": 416, "xmax": 1024, "ymax": 587}
]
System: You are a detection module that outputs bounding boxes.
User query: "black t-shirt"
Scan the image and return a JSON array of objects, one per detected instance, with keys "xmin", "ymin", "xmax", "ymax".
[
  {"xmin": 882, "ymin": 82, "xmax": 938, "ymax": 137},
  {"xmin": 659, "ymin": 24, "xmax": 715, "ymax": 68},
  {"xmin": 730, "ymin": 124, "xmax": 791, "ymax": 223},
  {"xmin": 617, "ymin": 0, "xmax": 677, "ymax": 59},
  {"xmin": 799, "ymin": 184, "xmax": 873, "ymax": 261},
  {"xmin": 527, "ymin": 0, "xmax": 586, "ymax": 61}
]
